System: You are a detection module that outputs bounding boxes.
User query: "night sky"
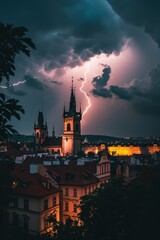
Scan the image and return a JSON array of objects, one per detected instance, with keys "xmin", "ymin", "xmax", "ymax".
[{"xmin": 0, "ymin": 0, "xmax": 160, "ymax": 137}]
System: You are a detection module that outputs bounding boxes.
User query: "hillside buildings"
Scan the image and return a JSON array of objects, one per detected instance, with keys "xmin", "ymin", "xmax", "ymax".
[{"xmin": 2, "ymin": 80, "xmax": 160, "ymax": 235}]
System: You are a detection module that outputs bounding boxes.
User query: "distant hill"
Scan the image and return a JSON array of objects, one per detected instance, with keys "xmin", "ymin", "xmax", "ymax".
[
  {"xmin": 8, "ymin": 134, "xmax": 160, "ymax": 146},
  {"xmin": 9, "ymin": 134, "xmax": 34, "ymax": 143},
  {"xmin": 82, "ymin": 135, "xmax": 123, "ymax": 144},
  {"xmin": 82, "ymin": 135, "xmax": 160, "ymax": 145}
]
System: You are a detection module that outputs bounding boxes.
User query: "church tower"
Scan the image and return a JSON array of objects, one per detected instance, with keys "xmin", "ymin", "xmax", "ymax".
[
  {"xmin": 62, "ymin": 80, "xmax": 82, "ymax": 156},
  {"xmin": 34, "ymin": 111, "xmax": 48, "ymax": 145}
]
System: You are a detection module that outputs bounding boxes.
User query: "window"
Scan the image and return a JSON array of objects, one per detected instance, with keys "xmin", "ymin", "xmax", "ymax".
[
  {"xmin": 84, "ymin": 188, "xmax": 87, "ymax": 195},
  {"xmin": 53, "ymin": 196, "xmax": 56, "ymax": 207},
  {"xmin": 44, "ymin": 199, "xmax": 48, "ymax": 210},
  {"xmin": 65, "ymin": 202, "xmax": 69, "ymax": 211},
  {"xmin": 73, "ymin": 188, "xmax": 77, "ymax": 197},
  {"xmin": 73, "ymin": 204, "xmax": 77, "ymax": 213},
  {"xmin": 13, "ymin": 198, "xmax": 18, "ymax": 208},
  {"xmin": 67, "ymin": 123, "xmax": 71, "ymax": 131},
  {"xmin": 65, "ymin": 188, "xmax": 69, "ymax": 196},
  {"xmin": 13, "ymin": 213, "xmax": 19, "ymax": 228},
  {"xmin": 24, "ymin": 199, "xmax": 29, "ymax": 210}
]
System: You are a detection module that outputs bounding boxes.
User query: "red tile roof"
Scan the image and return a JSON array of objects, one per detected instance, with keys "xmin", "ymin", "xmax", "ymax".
[
  {"xmin": 46, "ymin": 164, "xmax": 99, "ymax": 186},
  {"xmin": 11, "ymin": 165, "xmax": 60, "ymax": 197}
]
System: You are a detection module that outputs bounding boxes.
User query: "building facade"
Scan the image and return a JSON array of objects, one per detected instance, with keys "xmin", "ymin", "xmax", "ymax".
[{"xmin": 62, "ymin": 80, "xmax": 82, "ymax": 156}]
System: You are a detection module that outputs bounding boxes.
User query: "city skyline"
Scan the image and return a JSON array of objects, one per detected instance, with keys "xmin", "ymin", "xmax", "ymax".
[{"xmin": 0, "ymin": 0, "xmax": 160, "ymax": 137}]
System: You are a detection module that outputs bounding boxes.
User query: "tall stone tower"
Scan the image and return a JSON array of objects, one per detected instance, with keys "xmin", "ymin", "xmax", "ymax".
[
  {"xmin": 62, "ymin": 80, "xmax": 82, "ymax": 156},
  {"xmin": 34, "ymin": 112, "xmax": 48, "ymax": 144}
]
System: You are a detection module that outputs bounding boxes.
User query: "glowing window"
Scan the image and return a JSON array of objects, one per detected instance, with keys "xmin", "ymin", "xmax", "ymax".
[
  {"xmin": 52, "ymin": 197, "xmax": 56, "ymax": 207},
  {"xmin": 65, "ymin": 188, "xmax": 69, "ymax": 196},
  {"xmin": 65, "ymin": 202, "xmax": 69, "ymax": 211},
  {"xmin": 73, "ymin": 188, "xmax": 77, "ymax": 197},
  {"xmin": 73, "ymin": 204, "xmax": 77, "ymax": 213}
]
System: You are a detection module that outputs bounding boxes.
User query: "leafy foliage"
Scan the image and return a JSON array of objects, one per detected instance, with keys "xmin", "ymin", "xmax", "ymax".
[
  {"xmin": 79, "ymin": 177, "xmax": 160, "ymax": 240},
  {"xmin": 0, "ymin": 93, "xmax": 25, "ymax": 140},
  {"xmin": 0, "ymin": 23, "xmax": 35, "ymax": 140},
  {"xmin": 0, "ymin": 23, "xmax": 35, "ymax": 82},
  {"xmin": 39, "ymin": 217, "xmax": 82, "ymax": 240}
]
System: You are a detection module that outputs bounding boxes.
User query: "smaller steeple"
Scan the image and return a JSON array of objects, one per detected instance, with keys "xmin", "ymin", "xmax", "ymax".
[{"xmin": 52, "ymin": 125, "xmax": 55, "ymax": 137}]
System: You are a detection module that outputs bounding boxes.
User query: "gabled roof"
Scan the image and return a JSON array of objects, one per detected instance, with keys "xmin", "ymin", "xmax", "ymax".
[
  {"xmin": 11, "ymin": 165, "xmax": 60, "ymax": 198},
  {"xmin": 46, "ymin": 163, "xmax": 99, "ymax": 186}
]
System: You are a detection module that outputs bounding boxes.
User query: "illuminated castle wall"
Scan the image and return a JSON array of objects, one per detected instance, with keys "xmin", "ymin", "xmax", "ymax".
[
  {"xmin": 62, "ymin": 81, "xmax": 82, "ymax": 156},
  {"xmin": 83, "ymin": 144, "xmax": 160, "ymax": 156}
]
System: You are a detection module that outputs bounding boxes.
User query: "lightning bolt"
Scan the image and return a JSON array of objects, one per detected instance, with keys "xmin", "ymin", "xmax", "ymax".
[
  {"xmin": 0, "ymin": 80, "xmax": 26, "ymax": 89},
  {"xmin": 80, "ymin": 64, "xmax": 91, "ymax": 122}
]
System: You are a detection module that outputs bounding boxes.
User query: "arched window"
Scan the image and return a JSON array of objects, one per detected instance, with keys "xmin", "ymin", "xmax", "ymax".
[{"xmin": 67, "ymin": 123, "xmax": 71, "ymax": 131}]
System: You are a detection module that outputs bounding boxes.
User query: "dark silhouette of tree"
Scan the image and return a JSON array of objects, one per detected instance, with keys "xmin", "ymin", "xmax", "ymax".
[
  {"xmin": 0, "ymin": 23, "xmax": 35, "ymax": 82},
  {"xmin": 0, "ymin": 23, "xmax": 35, "ymax": 240},
  {"xmin": 79, "ymin": 176, "xmax": 160, "ymax": 240},
  {"xmin": 0, "ymin": 23, "xmax": 35, "ymax": 140},
  {"xmin": 0, "ymin": 93, "xmax": 24, "ymax": 140},
  {"xmin": 39, "ymin": 217, "xmax": 82, "ymax": 240}
]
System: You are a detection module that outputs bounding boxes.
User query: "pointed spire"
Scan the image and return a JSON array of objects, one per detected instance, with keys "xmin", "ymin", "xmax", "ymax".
[
  {"xmin": 80, "ymin": 103, "xmax": 82, "ymax": 114},
  {"xmin": 38, "ymin": 111, "xmax": 44, "ymax": 127},
  {"xmin": 52, "ymin": 125, "xmax": 55, "ymax": 137},
  {"xmin": 69, "ymin": 78, "xmax": 76, "ymax": 115}
]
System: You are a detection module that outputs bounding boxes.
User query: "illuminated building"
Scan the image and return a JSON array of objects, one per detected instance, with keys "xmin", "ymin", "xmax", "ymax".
[
  {"xmin": 8, "ymin": 164, "xmax": 60, "ymax": 234},
  {"xmin": 62, "ymin": 80, "xmax": 82, "ymax": 156},
  {"xmin": 8, "ymin": 151, "xmax": 111, "ymax": 229},
  {"xmin": 83, "ymin": 144, "xmax": 160, "ymax": 156}
]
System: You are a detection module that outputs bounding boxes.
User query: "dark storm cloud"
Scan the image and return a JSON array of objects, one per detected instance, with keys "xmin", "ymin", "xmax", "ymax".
[
  {"xmin": 108, "ymin": 0, "xmax": 160, "ymax": 47},
  {"xmin": 91, "ymin": 66, "xmax": 112, "ymax": 97},
  {"xmin": 92, "ymin": 88, "xmax": 112, "ymax": 98},
  {"xmin": 24, "ymin": 75, "xmax": 46, "ymax": 90},
  {"xmin": 91, "ymin": 64, "xmax": 160, "ymax": 116},
  {"xmin": 0, "ymin": 0, "xmax": 130, "ymax": 70},
  {"xmin": 92, "ymin": 66, "xmax": 111, "ymax": 88},
  {"xmin": 110, "ymin": 64, "xmax": 160, "ymax": 115},
  {"xmin": 110, "ymin": 86, "xmax": 140, "ymax": 100}
]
